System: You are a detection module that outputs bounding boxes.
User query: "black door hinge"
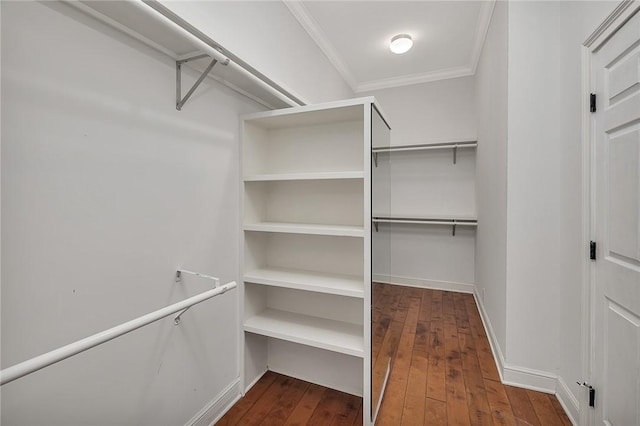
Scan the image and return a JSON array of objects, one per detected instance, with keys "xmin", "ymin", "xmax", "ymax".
[
  {"xmin": 577, "ymin": 381, "xmax": 596, "ymax": 407},
  {"xmin": 590, "ymin": 241, "xmax": 597, "ymax": 260},
  {"xmin": 590, "ymin": 93, "xmax": 597, "ymax": 112}
]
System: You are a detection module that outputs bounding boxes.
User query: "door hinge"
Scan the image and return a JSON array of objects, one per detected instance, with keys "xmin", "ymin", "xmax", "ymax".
[
  {"xmin": 577, "ymin": 382, "xmax": 596, "ymax": 407},
  {"xmin": 590, "ymin": 93, "xmax": 597, "ymax": 112},
  {"xmin": 590, "ymin": 241, "xmax": 597, "ymax": 260}
]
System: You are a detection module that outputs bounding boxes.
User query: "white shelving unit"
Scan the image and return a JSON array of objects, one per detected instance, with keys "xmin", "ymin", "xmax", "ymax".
[
  {"xmin": 244, "ymin": 171, "xmax": 364, "ymax": 181},
  {"xmin": 241, "ymin": 97, "xmax": 386, "ymax": 425},
  {"xmin": 244, "ymin": 267, "xmax": 364, "ymax": 298},
  {"xmin": 244, "ymin": 222, "xmax": 364, "ymax": 237}
]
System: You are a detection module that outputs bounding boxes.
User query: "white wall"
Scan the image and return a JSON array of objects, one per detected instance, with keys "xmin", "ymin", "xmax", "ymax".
[
  {"xmin": 366, "ymin": 78, "xmax": 477, "ymax": 289},
  {"xmin": 474, "ymin": 0, "xmax": 508, "ymax": 355},
  {"xmin": 0, "ymin": 2, "xmax": 263, "ymax": 424},
  {"xmin": 364, "ymin": 77, "xmax": 476, "ymax": 146},
  {"xmin": 156, "ymin": 0, "xmax": 354, "ymax": 105},
  {"xmin": 504, "ymin": 0, "xmax": 615, "ymax": 416}
]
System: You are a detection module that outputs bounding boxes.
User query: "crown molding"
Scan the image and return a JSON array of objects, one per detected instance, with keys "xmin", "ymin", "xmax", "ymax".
[
  {"xmin": 355, "ymin": 66, "xmax": 474, "ymax": 93},
  {"xmin": 470, "ymin": 0, "xmax": 496, "ymax": 74},
  {"xmin": 282, "ymin": 0, "xmax": 359, "ymax": 91},
  {"xmin": 583, "ymin": 0, "xmax": 638, "ymax": 48},
  {"xmin": 283, "ymin": 0, "xmax": 495, "ymax": 92}
]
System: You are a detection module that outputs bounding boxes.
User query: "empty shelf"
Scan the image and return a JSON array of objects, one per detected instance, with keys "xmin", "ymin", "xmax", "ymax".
[
  {"xmin": 244, "ymin": 267, "xmax": 364, "ymax": 298},
  {"xmin": 244, "ymin": 309, "xmax": 364, "ymax": 357},
  {"xmin": 244, "ymin": 222, "xmax": 364, "ymax": 237},
  {"xmin": 244, "ymin": 171, "xmax": 364, "ymax": 181}
]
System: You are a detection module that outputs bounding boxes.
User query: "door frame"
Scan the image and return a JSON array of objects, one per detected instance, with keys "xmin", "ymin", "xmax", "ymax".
[{"xmin": 580, "ymin": 2, "xmax": 640, "ymax": 425}]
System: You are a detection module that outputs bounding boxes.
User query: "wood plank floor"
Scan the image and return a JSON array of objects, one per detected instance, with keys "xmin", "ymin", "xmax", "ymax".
[{"xmin": 219, "ymin": 285, "xmax": 571, "ymax": 425}]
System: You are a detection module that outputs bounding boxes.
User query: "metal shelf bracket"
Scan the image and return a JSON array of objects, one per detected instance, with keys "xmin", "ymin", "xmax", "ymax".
[
  {"xmin": 174, "ymin": 269, "xmax": 221, "ymax": 324},
  {"xmin": 176, "ymin": 54, "xmax": 229, "ymax": 111}
]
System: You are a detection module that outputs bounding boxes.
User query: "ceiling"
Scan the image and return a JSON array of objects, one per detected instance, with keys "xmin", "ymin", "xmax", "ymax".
[{"xmin": 283, "ymin": 1, "xmax": 496, "ymax": 93}]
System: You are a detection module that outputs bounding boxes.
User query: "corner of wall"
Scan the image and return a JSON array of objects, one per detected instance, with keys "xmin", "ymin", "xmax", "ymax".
[
  {"xmin": 473, "ymin": 286, "xmax": 579, "ymax": 425},
  {"xmin": 472, "ymin": 287, "xmax": 505, "ymax": 381},
  {"xmin": 184, "ymin": 379, "xmax": 241, "ymax": 426}
]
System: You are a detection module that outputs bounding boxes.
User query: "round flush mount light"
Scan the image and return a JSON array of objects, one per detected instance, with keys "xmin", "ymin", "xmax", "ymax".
[{"xmin": 390, "ymin": 34, "xmax": 413, "ymax": 54}]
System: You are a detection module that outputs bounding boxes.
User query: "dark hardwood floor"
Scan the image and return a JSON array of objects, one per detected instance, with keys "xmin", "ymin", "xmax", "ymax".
[
  {"xmin": 217, "ymin": 371, "xmax": 362, "ymax": 425},
  {"xmin": 218, "ymin": 285, "xmax": 571, "ymax": 425}
]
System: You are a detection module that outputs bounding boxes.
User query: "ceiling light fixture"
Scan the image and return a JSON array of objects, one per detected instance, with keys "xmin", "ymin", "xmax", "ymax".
[{"xmin": 390, "ymin": 34, "xmax": 413, "ymax": 54}]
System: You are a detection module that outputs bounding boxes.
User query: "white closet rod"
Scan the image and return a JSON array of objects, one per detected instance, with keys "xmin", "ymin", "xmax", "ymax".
[
  {"xmin": 136, "ymin": 1, "xmax": 304, "ymax": 108},
  {"xmin": 0, "ymin": 280, "xmax": 237, "ymax": 386}
]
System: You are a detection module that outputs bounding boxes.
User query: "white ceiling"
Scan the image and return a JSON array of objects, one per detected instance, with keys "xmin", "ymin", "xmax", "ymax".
[{"xmin": 284, "ymin": 1, "xmax": 496, "ymax": 92}]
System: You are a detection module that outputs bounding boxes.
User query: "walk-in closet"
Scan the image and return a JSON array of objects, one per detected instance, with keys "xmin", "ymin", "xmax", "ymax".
[{"xmin": 2, "ymin": 1, "xmax": 638, "ymax": 426}]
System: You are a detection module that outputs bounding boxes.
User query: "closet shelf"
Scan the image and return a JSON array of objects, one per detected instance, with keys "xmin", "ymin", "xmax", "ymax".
[
  {"xmin": 371, "ymin": 140, "xmax": 477, "ymax": 153},
  {"xmin": 244, "ymin": 222, "xmax": 364, "ymax": 237},
  {"xmin": 244, "ymin": 309, "xmax": 364, "ymax": 357},
  {"xmin": 372, "ymin": 140, "xmax": 476, "ymax": 166},
  {"xmin": 372, "ymin": 216, "xmax": 477, "ymax": 235},
  {"xmin": 244, "ymin": 267, "xmax": 364, "ymax": 298},
  {"xmin": 243, "ymin": 171, "xmax": 364, "ymax": 182},
  {"xmin": 372, "ymin": 215, "xmax": 477, "ymax": 223},
  {"xmin": 67, "ymin": 2, "xmax": 297, "ymax": 110}
]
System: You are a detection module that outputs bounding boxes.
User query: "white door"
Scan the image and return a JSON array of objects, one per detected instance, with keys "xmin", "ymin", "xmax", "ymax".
[{"xmin": 592, "ymin": 9, "xmax": 640, "ymax": 426}]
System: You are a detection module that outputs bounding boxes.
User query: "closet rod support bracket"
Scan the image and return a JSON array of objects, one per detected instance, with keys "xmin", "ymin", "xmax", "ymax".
[
  {"xmin": 176, "ymin": 54, "xmax": 229, "ymax": 111},
  {"xmin": 174, "ymin": 269, "xmax": 221, "ymax": 324},
  {"xmin": 453, "ymin": 145, "xmax": 458, "ymax": 164},
  {"xmin": 372, "ymin": 152, "xmax": 378, "ymax": 168}
]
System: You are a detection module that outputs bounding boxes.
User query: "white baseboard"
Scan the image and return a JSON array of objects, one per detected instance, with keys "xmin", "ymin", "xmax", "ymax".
[
  {"xmin": 471, "ymin": 287, "xmax": 506, "ymax": 381},
  {"xmin": 372, "ymin": 359, "xmax": 391, "ymax": 425},
  {"xmin": 556, "ymin": 375, "xmax": 579, "ymax": 425},
  {"xmin": 502, "ymin": 364, "xmax": 556, "ymax": 393},
  {"xmin": 245, "ymin": 368, "xmax": 268, "ymax": 394},
  {"xmin": 472, "ymin": 287, "xmax": 579, "ymax": 424},
  {"xmin": 185, "ymin": 378, "xmax": 241, "ymax": 426},
  {"xmin": 372, "ymin": 274, "xmax": 475, "ymax": 294}
]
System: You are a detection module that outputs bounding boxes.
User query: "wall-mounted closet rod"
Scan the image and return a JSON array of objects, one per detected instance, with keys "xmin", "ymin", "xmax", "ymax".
[
  {"xmin": 372, "ymin": 141, "xmax": 476, "ymax": 166},
  {"xmin": 372, "ymin": 217, "xmax": 477, "ymax": 235},
  {"xmin": 65, "ymin": 1, "xmax": 304, "ymax": 110},
  {"xmin": 0, "ymin": 280, "xmax": 237, "ymax": 386},
  {"xmin": 372, "ymin": 141, "xmax": 477, "ymax": 153},
  {"xmin": 139, "ymin": 0, "xmax": 306, "ymax": 108},
  {"xmin": 173, "ymin": 269, "xmax": 220, "ymax": 324}
]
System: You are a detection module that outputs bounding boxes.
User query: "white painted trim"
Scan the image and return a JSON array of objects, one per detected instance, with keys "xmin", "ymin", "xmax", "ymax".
[
  {"xmin": 580, "ymin": 4, "xmax": 640, "ymax": 426},
  {"xmin": 284, "ymin": 1, "xmax": 497, "ymax": 91},
  {"xmin": 355, "ymin": 67, "xmax": 474, "ymax": 93},
  {"xmin": 471, "ymin": 288, "xmax": 506, "ymax": 382},
  {"xmin": 185, "ymin": 378, "xmax": 241, "ymax": 426},
  {"xmin": 583, "ymin": 0, "xmax": 639, "ymax": 49},
  {"xmin": 557, "ymin": 375, "xmax": 580, "ymax": 426},
  {"xmin": 473, "ymin": 287, "xmax": 579, "ymax": 423},
  {"xmin": 580, "ymin": 42, "xmax": 596, "ymax": 426},
  {"xmin": 244, "ymin": 368, "xmax": 268, "ymax": 394},
  {"xmin": 372, "ymin": 360, "xmax": 391, "ymax": 425},
  {"xmin": 372, "ymin": 274, "xmax": 475, "ymax": 294},
  {"xmin": 282, "ymin": 0, "xmax": 358, "ymax": 91},
  {"xmin": 501, "ymin": 365, "xmax": 556, "ymax": 394},
  {"xmin": 470, "ymin": 0, "xmax": 496, "ymax": 74}
]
